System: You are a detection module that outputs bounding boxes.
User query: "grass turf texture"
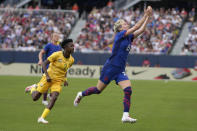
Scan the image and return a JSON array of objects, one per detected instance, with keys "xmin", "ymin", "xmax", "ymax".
[{"xmin": 0, "ymin": 76, "xmax": 197, "ymax": 131}]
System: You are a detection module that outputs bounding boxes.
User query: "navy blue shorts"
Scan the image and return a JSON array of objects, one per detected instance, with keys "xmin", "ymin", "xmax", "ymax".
[{"xmin": 99, "ymin": 64, "xmax": 129, "ymax": 85}]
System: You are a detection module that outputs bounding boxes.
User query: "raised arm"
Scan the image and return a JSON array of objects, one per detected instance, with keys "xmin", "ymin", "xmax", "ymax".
[
  {"xmin": 133, "ymin": 16, "xmax": 150, "ymax": 38},
  {"xmin": 125, "ymin": 6, "xmax": 152, "ymax": 36}
]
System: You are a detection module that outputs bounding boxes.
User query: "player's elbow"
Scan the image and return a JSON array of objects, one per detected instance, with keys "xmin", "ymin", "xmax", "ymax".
[
  {"xmin": 138, "ymin": 29, "xmax": 144, "ymax": 35},
  {"xmin": 39, "ymin": 50, "xmax": 45, "ymax": 56}
]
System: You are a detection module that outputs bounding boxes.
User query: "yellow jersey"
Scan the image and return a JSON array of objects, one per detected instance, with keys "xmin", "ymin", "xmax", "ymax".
[{"xmin": 46, "ymin": 51, "xmax": 74, "ymax": 82}]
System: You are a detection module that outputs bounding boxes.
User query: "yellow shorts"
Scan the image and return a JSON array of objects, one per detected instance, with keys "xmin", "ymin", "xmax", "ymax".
[{"xmin": 36, "ymin": 75, "xmax": 63, "ymax": 93}]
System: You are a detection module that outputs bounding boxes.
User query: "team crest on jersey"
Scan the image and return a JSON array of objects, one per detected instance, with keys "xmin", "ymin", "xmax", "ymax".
[
  {"xmin": 64, "ymin": 64, "xmax": 68, "ymax": 70},
  {"xmin": 40, "ymin": 83, "xmax": 43, "ymax": 87},
  {"xmin": 58, "ymin": 59, "xmax": 62, "ymax": 62}
]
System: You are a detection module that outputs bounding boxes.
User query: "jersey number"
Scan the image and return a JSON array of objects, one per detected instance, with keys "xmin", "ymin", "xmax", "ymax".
[
  {"xmin": 122, "ymin": 72, "xmax": 126, "ymax": 76},
  {"xmin": 126, "ymin": 44, "xmax": 131, "ymax": 52}
]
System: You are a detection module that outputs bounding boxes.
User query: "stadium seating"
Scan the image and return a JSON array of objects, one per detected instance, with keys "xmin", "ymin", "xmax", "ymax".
[
  {"xmin": 181, "ymin": 22, "xmax": 197, "ymax": 55},
  {"xmin": 0, "ymin": 4, "xmax": 190, "ymax": 54},
  {"xmin": 0, "ymin": 7, "xmax": 77, "ymax": 51},
  {"xmin": 180, "ymin": 8, "xmax": 197, "ymax": 55}
]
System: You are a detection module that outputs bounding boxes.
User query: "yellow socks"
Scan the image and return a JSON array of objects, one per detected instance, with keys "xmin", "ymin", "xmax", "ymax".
[{"xmin": 41, "ymin": 108, "xmax": 50, "ymax": 119}]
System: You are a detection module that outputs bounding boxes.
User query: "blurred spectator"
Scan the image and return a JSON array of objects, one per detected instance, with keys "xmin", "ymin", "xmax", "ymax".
[
  {"xmin": 180, "ymin": 47, "xmax": 189, "ymax": 55},
  {"xmin": 194, "ymin": 61, "xmax": 197, "ymax": 71},
  {"xmin": 181, "ymin": 21, "xmax": 197, "ymax": 55},
  {"xmin": 72, "ymin": 3, "xmax": 79, "ymax": 12},
  {"xmin": 35, "ymin": 5, "xmax": 40, "ymax": 10},
  {"xmin": 142, "ymin": 58, "xmax": 151, "ymax": 67},
  {"xmin": 107, "ymin": 0, "xmax": 113, "ymax": 8},
  {"xmin": 77, "ymin": 60, "xmax": 83, "ymax": 65},
  {"xmin": 188, "ymin": 8, "xmax": 195, "ymax": 31},
  {"xmin": 189, "ymin": 8, "xmax": 195, "ymax": 23},
  {"xmin": 28, "ymin": 5, "xmax": 33, "ymax": 10},
  {"xmin": 180, "ymin": 8, "xmax": 187, "ymax": 19},
  {"xmin": 154, "ymin": 63, "xmax": 160, "ymax": 67}
]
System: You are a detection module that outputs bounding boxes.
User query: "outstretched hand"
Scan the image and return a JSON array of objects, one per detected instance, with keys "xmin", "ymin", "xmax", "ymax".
[
  {"xmin": 38, "ymin": 60, "xmax": 43, "ymax": 66},
  {"xmin": 146, "ymin": 6, "xmax": 152, "ymax": 16}
]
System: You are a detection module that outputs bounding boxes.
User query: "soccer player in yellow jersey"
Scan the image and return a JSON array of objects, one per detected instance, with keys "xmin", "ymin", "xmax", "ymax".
[
  {"xmin": 25, "ymin": 39, "xmax": 74, "ymax": 124},
  {"xmin": 26, "ymin": 32, "xmax": 62, "ymax": 106}
]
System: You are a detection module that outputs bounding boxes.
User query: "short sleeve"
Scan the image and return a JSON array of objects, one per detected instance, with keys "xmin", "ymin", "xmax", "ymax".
[
  {"xmin": 47, "ymin": 52, "xmax": 59, "ymax": 62},
  {"xmin": 44, "ymin": 43, "xmax": 50, "ymax": 52},
  {"xmin": 128, "ymin": 34, "xmax": 134, "ymax": 42}
]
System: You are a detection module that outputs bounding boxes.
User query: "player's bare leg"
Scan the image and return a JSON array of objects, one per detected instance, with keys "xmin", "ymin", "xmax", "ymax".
[
  {"xmin": 47, "ymin": 92, "xmax": 59, "ymax": 110},
  {"xmin": 38, "ymin": 92, "xmax": 59, "ymax": 124},
  {"xmin": 32, "ymin": 91, "xmax": 42, "ymax": 101},
  {"xmin": 42, "ymin": 92, "xmax": 49, "ymax": 106}
]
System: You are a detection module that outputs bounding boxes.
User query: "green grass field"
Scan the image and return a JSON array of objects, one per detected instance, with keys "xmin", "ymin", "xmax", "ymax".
[{"xmin": 0, "ymin": 76, "xmax": 197, "ymax": 131}]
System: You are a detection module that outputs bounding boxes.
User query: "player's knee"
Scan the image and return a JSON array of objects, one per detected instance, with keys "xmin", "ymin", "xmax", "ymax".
[
  {"xmin": 51, "ymin": 92, "xmax": 59, "ymax": 101},
  {"xmin": 51, "ymin": 96, "xmax": 58, "ymax": 101},
  {"xmin": 32, "ymin": 92, "xmax": 41, "ymax": 101},
  {"xmin": 32, "ymin": 96, "xmax": 39, "ymax": 101}
]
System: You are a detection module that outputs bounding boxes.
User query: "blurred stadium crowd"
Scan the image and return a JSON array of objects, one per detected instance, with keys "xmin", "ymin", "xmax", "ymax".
[
  {"xmin": 0, "ymin": 4, "xmax": 77, "ymax": 51},
  {"xmin": 0, "ymin": 0, "xmax": 196, "ymax": 55},
  {"xmin": 181, "ymin": 8, "xmax": 197, "ymax": 55},
  {"xmin": 75, "ymin": 6, "xmax": 186, "ymax": 54}
]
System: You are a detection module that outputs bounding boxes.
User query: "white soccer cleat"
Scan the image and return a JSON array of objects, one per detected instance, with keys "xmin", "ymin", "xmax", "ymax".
[
  {"xmin": 121, "ymin": 116, "xmax": 137, "ymax": 123},
  {"xmin": 38, "ymin": 117, "xmax": 48, "ymax": 124},
  {"xmin": 74, "ymin": 92, "xmax": 83, "ymax": 107},
  {"xmin": 42, "ymin": 100, "xmax": 49, "ymax": 106},
  {"xmin": 25, "ymin": 84, "xmax": 36, "ymax": 93}
]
